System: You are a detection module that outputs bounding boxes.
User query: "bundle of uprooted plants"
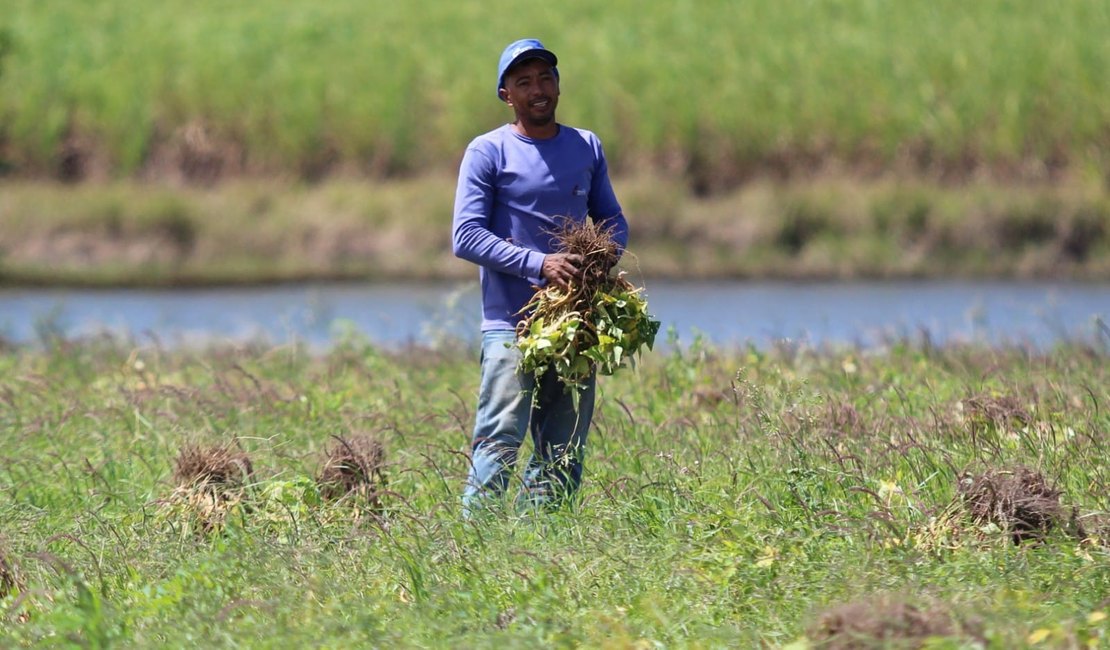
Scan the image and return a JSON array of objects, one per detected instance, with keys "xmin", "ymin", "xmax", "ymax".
[
  {"xmin": 516, "ymin": 219, "xmax": 660, "ymax": 392},
  {"xmin": 957, "ymin": 466, "xmax": 1064, "ymax": 544},
  {"xmin": 159, "ymin": 442, "xmax": 254, "ymax": 535},
  {"xmin": 913, "ymin": 465, "xmax": 1081, "ymax": 553},
  {"xmin": 808, "ymin": 594, "xmax": 985, "ymax": 649},
  {"xmin": 316, "ymin": 433, "xmax": 387, "ymax": 516}
]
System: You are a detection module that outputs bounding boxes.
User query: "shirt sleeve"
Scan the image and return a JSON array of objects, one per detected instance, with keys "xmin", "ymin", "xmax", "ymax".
[
  {"xmin": 451, "ymin": 145, "xmax": 547, "ymax": 279},
  {"xmin": 587, "ymin": 137, "xmax": 629, "ymax": 254}
]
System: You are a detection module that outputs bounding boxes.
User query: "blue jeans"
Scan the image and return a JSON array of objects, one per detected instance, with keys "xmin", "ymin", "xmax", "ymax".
[{"xmin": 462, "ymin": 330, "xmax": 596, "ymax": 515}]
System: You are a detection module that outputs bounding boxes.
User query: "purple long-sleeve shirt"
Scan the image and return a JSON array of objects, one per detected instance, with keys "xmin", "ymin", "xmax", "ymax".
[{"xmin": 452, "ymin": 123, "xmax": 629, "ymax": 331}]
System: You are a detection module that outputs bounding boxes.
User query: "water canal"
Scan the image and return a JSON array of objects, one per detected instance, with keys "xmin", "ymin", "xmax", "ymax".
[{"xmin": 2, "ymin": 280, "xmax": 1109, "ymax": 350}]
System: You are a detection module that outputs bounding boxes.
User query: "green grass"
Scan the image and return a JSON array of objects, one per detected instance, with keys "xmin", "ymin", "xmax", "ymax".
[
  {"xmin": 1, "ymin": 334, "xmax": 1107, "ymax": 647},
  {"xmin": 2, "ymin": 0, "xmax": 1109, "ymax": 185}
]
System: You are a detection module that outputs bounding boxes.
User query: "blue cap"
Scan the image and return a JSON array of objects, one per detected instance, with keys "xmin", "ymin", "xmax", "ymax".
[{"xmin": 496, "ymin": 38, "xmax": 558, "ymax": 99}]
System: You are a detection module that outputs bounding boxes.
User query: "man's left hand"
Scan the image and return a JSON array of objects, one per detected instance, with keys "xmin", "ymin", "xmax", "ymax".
[{"xmin": 541, "ymin": 253, "xmax": 583, "ymax": 288}]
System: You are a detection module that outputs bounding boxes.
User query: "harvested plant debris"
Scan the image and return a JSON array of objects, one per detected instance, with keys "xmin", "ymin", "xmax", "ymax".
[
  {"xmin": 516, "ymin": 220, "xmax": 660, "ymax": 391},
  {"xmin": 316, "ymin": 434, "xmax": 387, "ymax": 508},
  {"xmin": 958, "ymin": 466, "xmax": 1063, "ymax": 544},
  {"xmin": 162, "ymin": 442, "xmax": 254, "ymax": 534},
  {"xmin": 808, "ymin": 595, "xmax": 983, "ymax": 649},
  {"xmin": 172, "ymin": 442, "xmax": 254, "ymax": 492}
]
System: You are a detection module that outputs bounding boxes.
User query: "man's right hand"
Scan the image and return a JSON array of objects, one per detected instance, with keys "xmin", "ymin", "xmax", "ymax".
[{"xmin": 540, "ymin": 253, "xmax": 583, "ymax": 288}]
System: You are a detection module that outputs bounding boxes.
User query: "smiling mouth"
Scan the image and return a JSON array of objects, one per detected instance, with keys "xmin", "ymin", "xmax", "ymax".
[{"xmin": 530, "ymin": 98, "xmax": 552, "ymax": 109}]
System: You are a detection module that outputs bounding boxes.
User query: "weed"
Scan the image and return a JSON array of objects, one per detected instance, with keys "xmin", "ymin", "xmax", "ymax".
[
  {"xmin": 957, "ymin": 466, "xmax": 1064, "ymax": 544},
  {"xmin": 516, "ymin": 219, "xmax": 660, "ymax": 390},
  {"xmin": 0, "ymin": 337, "xmax": 1106, "ymax": 646},
  {"xmin": 161, "ymin": 443, "xmax": 254, "ymax": 535},
  {"xmin": 316, "ymin": 433, "xmax": 387, "ymax": 509},
  {"xmin": 172, "ymin": 443, "xmax": 253, "ymax": 492}
]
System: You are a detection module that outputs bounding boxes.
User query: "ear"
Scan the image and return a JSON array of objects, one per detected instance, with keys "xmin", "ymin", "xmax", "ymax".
[{"xmin": 498, "ymin": 87, "xmax": 510, "ymax": 104}]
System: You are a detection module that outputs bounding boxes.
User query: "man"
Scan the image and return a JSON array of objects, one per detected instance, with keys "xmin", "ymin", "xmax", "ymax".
[{"xmin": 452, "ymin": 38, "xmax": 629, "ymax": 515}]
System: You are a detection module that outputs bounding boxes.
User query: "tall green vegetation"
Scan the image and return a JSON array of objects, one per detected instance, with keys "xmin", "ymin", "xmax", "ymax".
[
  {"xmin": 0, "ymin": 337, "xmax": 1107, "ymax": 646},
  {"xmin": 0, "ymin": 25, "xmax": 12, "ymax": 175},
  {"xmin": 1, "ymin": 0, "xmax": 1109, "ymax": 187},
  {"xmin": 0, "ymin": 28, "xmax": 10, "ymax": 81}
]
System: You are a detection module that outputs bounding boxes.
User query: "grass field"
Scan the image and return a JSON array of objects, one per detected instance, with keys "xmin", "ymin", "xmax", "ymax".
[
  {"xmin": 2, "ymin": 0, "xmax": 1109, "ymax": 186},
  {"xmin": 1, "ymin": 335, "xmax": 1107, "ymax": 647}
]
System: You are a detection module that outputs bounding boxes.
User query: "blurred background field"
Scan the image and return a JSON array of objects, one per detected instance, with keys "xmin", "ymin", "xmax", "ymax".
[
  {"xmin": 2, "ymin": 0, "xmax": 1110, "ymax": 284},
  {"xmin": 3, "ymin": 0, "xmax": 1110, "ymax": 184}
]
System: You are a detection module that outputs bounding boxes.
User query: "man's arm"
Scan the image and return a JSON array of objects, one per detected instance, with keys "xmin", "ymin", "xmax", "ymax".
[{"xmin": 452, "ymin": 146, "xmax": 547, "ymax": 281}]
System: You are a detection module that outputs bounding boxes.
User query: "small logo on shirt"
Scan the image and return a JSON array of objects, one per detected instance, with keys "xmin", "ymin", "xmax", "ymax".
[{"xmin": 572, "ymin": 185, "xmax": 587, "ymax": 197}]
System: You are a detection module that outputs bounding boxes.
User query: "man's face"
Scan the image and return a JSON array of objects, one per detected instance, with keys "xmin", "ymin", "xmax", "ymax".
[{"xmin": 499, "ymin": 58, "xmax": 560, "ymax": 127}]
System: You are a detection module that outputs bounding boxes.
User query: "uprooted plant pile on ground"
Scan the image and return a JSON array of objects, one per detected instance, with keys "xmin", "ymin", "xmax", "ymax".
[
  {"xmin": 808, "ymin": 595, "xmax": 985, "ymax": 649},
  {"xmin": 161, "ymin": 443, "xmax": 255, "ymax": 533},
  {"xmin": 515, "ymin": 219, "xmax": 661, "ymax": 391},
  {"xmin": 958, "ymin": 466, "xmax": 1064, "ymax": 544},
  {"xmin": 316, "ymin": 434, "xmax": 387, "ymax": 509},
  {"xmin": 172, "ymin": 443, "xmax": 254, "ymax": 491}
]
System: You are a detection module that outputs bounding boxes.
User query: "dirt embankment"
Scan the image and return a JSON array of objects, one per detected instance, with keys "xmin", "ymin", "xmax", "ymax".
[{"xmin": 2, "ymin": 169, "xmax": 1109, "ymax": 287}]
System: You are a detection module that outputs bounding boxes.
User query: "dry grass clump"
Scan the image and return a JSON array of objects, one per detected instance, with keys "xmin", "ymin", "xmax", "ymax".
[
  {"xmin": 808, "ymin": 595, "xmax": 983, "ymax": 649},
  {"xmin": 957, "ymin": 466, "xmax": 1063, "ymax": 544},
  {"xmin": 173, "ymin": 443, "xmax": 254, "ymax": 493},
  {"xmin": 164, "ymin": 443, "xmax": 254, "ymax": 533},
  {"xmin": 316, "ymin": 434, "xmax": 387, "ymax": 508}
]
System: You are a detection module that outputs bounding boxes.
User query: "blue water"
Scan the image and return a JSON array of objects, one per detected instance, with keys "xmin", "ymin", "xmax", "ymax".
[{"xmin": 2, "ymin": 280, "xmax": 1109, "ymax": 349}]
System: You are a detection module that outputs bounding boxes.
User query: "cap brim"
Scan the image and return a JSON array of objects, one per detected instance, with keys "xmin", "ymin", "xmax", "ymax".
[{"xmin": 504, "ymin": 49, "xmax": 558, "ymax": 77}]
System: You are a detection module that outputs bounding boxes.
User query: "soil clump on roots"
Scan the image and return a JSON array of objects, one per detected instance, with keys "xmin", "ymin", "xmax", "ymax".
[
  {"xmin": 316, "ymin": 434, "xmax": 387, "ymax": 509},
  {"xmin": 958, "ymin": 466, "xmax": 1063, "ymax": 544},
  {"xmin": 808, "ymin": 595, "xmax": 983, "ymax": 649}
]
